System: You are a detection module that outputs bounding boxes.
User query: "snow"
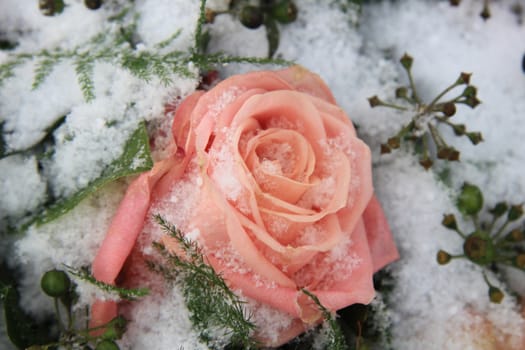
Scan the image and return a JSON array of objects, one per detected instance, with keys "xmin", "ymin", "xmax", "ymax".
[
  {"xmin": 0, "ymin": 155, "xmax": 46, "ymax": 229},
  {"xmin": 2, "ymin": 0, "xmax": 525, "ymax": 349}
]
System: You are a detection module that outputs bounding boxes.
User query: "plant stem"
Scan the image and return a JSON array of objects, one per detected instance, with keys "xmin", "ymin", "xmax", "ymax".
[
  {"xmin": 424, "ymin": 82, "xmax": 460, "ymax": 114},
  {"xmin": 493, "ymin": 219, "xmax": 510, "ymax": 241}
]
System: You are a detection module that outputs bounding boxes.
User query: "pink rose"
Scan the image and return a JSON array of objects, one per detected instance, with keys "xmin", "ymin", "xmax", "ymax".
[{"xmin": 90, "ymin": 66, "xmax": 399, "ymax": 346}]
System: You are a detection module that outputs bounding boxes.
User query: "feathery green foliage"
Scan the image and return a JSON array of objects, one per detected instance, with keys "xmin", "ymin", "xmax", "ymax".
[
  {"xmin": 22, "ymin": 121, "xmax": 153, "ymax": 230},
  {"xmin": 151, "ymin": 215, "xmax": 258, "ymax": 349},
  {"xmin": 66, "ymin": 266, "xmax": 149, "ymax": 300},
  {"xmin": 0, "ymin": 0, "xmax": 292, "ymax": 103},
  {"xmin": 301, "ymin": 289, "xmax": 348, "ymax": 350}
]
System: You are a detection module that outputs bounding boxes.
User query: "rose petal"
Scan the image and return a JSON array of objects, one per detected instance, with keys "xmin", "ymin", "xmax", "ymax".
[
  {"xmin": 92, "ymin": 157, "xmax": 176, "ymax": 284},
  {"xmin": 362, "ymin": 195, "xmax": 400, "ymax": 272},
  {"xmin": 172, "ymin": 91, "xmax": 205, "ymax": 153},
  {"xmin": 275, "ymin": 65, "xmax": 337, "ymax": 104},
  {"xmin": 188, "ymin": 72, "xmax": 296, "ymax": 152},
  {"xmin": 260, "ymin": 149, "xmax": 351, "ymax": 222},
  {"xmin": 244, "ymin": 129, "xmax": 316, "ymax": 203},
  {"xmin": 89, "ymin": 301, "xmax": 118, "ymax": 336},
  {"xmin": 308, "ymin": 219, "xmax": 375, "ymax": 311},
  {"xmin": 89, "ymin": 156, "xmax": 177, "ymax": 329},
  {"xmin": 193, "ymin": 175, "xmax": 297, "ymax": 288},
  {"xmin": 231, "ymin": 90, "xmax": 328, "ymax": 147}
]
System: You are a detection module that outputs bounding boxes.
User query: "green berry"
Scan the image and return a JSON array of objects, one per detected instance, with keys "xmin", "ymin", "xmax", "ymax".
[
  {"xmin": 452, "ymin": 123, "xmax": 466, "ymax": 136},
  {"xmin": 387, "ymin": 136, "xmax": 401, "ymax": 149},
  {"xmin": 489, "ymin": 202, "xmax": 508, "ymax": 217},
  {"xmin": 95, "ymin": 340, "xmax": 120, "ymax": 350},
  {"xmin": 463, "ymin": 232, "xmax": 494, "ymax": 266},
  {"xmin": 505, "ymin": 229, "xmax": 524, "ymax": 242},
  {"xmin": 367, "ymin": 95, "xmax": 382, "ymax": 107},
  {"xmin": 41, "ymin": 269, "xmax": 70, "ymax": 298},
  {"xmin": 515, "ymin": 254, "xmax": 525, "ymax": 269},
  {"xmin": 462, "ymin": 85, "xmax": 477, "ymax": 98},
  {"xmin": 84, "ymin": 0, "xmax": 102, "ymax": 10},
  {"xmin": 380, "ymin": 143, "xmax": 391, "ymax": 154},
  {"xmin": 272, "ymin": 0, "xmax": 298, "ymax": 24},
  {"xmin": 507, "ymin": 204, "xmax": 523, "ymax": 221},
  {"xmin": 456, "ymin": 72, "xmax": 471, "ymax": 84},
  {"xmin": 239, "ymin": 6, "xmax": 264, "ymax": 29},
  {"xmin": 488, "ymin": 286, "xmax": 503, "ymax": 303},
  {"xmin": 442, "ymin": 102, "xmax": 456, "ymax": 117},
  {"xmin": 39, "ymin": 0, "xmax": 65, "ymax": 16},
  {"xmin": 400, "ymin": 53, "xmax": 413, "ymax": 70},
  {"xmin": 441, "ymin": 214, "xmax": 458, "ymax": 230},
  {"xmin": 395, "ymin": 87, "xmax": 408, "ymax": 98},
  {"xmin": 457, "ymin": 182, "xmax": 483, "ymax": 216},
  {"xmin": 437, "ymin": 250, "xmax": 452, "ymax": 265},
  {"xmin": 466, "ymin": 132, "xmax": 483, "ymax": 145}
]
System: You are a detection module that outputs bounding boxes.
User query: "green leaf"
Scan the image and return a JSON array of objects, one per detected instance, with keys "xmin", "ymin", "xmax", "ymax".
[
  {"xmin": 1, "ymin": 262, "xmax": 56, "ymax": 349},
  {"xmin": 27, "ymin": 121, "xmax": 153, "ymax": 228}
]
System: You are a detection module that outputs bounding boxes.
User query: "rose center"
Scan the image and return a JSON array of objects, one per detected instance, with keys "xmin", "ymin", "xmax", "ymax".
[{"xmin": 256, "ymin": 142, "xmax": 295, "ymax": 176}]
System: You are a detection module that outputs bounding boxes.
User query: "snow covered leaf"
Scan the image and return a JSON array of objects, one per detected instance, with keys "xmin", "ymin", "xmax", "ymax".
[{"xmin": 28, "ymin": 121, "xmax": 153, "ymax": 228}]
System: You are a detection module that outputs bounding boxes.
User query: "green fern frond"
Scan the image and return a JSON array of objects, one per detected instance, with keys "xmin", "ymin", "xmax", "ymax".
[
  {"xmin": 193, "ymin": 0, "xmax": 208, "ymax": 54},
  {"xmin": 66, "ymin": 266, "xmax": 149, "ymax": 300},
  {"xmin": 74, "ymin": 56, "xmax": 95, "ymax": 101},
  {"xmin": 302, "ymin": 289, "xmax": 348, "ymax": 350},
  {"xmin": 152, "ymin": 215, "xmax": 259, "ymax": 349},
  {"xmin": 32, "ymin": 56, "xmax": 61, "ymax": 90},
  {"xmin": 120, "ymin": 52, "xmax": 153, "ymax": 81},
  {"xmin": 155, "ymin": 29, "xmax": 183, "ymax": 49},
  {"xmin": 0, "ymin": 0, "xmax": 290, "ymax": 103},
  {"xmin": 0, "ymin": 59, "xmax": 26, "ymax": 88}
]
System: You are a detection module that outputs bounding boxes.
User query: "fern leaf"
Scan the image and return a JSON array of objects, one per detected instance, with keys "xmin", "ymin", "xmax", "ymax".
[
  {"xmin": 74, "ymin": 56, "xmax": 95, "ymax": 102},
  {"xmin": 0, "ymin": 60, "xmax": 25, "ymax": 88},
  {"xmin": 155, "ymin": 29, "xmax": 182, "ymax": 49},
  {"xmin": 66, "ymin": 266, "xmax": 149, "ymax": 300},
  {"xmin": 32, "ymin": 56, "xmax": 60, "ymax": 90}
]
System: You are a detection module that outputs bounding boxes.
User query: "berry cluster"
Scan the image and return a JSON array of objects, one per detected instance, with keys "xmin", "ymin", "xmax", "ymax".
[
  {"xmin": 206, "ymin": 0, "xmax": 298, "ymax": 57},
  {"xmin": 368, "ymin": 53, "xmax": 482, "ymax": 169},
  {"xmin": 437, "ymin": 183, "xmax": 525, "ymax": 303},
  {"xmin": 449, "ymin": 0, "xmax": 491, "ymax": 21},
  {"xmin": 39, "ymin": 0, "xmax": 102, "ymax": 16}
]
